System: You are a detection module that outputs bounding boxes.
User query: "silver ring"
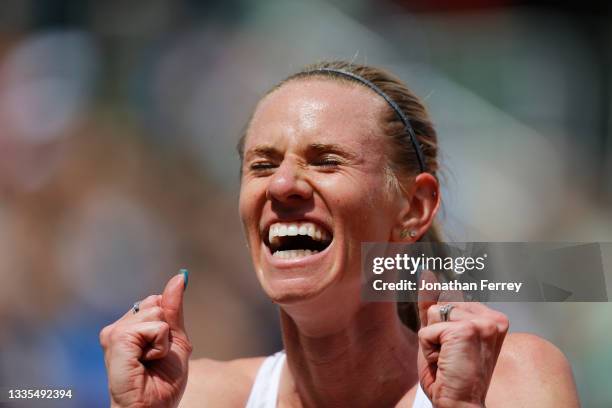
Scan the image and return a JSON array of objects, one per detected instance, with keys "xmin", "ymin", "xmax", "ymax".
[
  {"xmin": 439, "ymin": 304, "xmax": 454, "ymax": 322},
  {"xmin": 132, "ymin": 301, "xmax": 141, "ymax": 314}
]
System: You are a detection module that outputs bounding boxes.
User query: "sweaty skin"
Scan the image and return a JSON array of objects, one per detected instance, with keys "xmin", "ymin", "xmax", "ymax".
[
  {"xmin": 188, "ymin": 80, "xmax": 579, "ymax": 407},
  {"xmin": 102, "ymin": 78, "xmax": 581, "ymax": 408}
]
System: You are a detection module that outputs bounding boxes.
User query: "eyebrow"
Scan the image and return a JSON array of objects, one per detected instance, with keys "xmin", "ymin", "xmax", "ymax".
[
  {"xmin": 244, "ymin": 143, "xmax": 357, "ymax": 161},
  {"xmin": 244, "ymin": 145, "xmax": 282, "ymax": 162}
]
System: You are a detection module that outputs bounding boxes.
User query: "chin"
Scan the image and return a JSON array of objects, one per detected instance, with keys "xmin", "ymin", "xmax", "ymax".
[{"xmin": 262, "ymin": 277, "xmax": 328, "ymax": 304}]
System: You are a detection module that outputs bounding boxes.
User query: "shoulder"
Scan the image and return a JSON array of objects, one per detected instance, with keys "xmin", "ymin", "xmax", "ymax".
[
  {"xmin": 498, "ymin": 332, "xmax": 575, "ymax": 381},
  {"xmin": 179, "ymin": 356, "xmax": 266, "ymax": 407},
  {"xmin": 488, "ymin": 332, "xmax": 580, "ymax": 407}
]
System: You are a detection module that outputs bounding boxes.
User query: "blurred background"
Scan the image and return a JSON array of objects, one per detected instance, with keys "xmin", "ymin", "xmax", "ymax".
[{"xmin": 0, "ymin": 0, "xmax": 610, "ymax": 406}]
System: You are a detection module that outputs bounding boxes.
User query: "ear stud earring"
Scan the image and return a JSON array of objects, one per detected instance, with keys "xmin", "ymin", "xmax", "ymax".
[{"xmin": 400, "ymin": 230, "xmax": 418, "ymax": 239}]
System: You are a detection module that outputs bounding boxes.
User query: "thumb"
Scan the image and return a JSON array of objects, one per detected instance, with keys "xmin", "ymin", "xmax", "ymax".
[
  {"xmin": 161, "ymin": 269, "xmax": 188, "ymax": 334},
  {"xmin": 417, "ymin": 269, "xmax": 440, "ymax": 328}
]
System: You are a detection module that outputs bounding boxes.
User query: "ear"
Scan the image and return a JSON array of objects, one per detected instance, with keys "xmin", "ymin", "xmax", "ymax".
[{"xmin": 393, "ymin": 173, "xmax": 440, "ymax": 241}]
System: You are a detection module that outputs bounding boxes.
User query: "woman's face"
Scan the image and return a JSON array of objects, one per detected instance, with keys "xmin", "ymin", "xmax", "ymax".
[{"xmin": 239, "ymin": 79, "xmax": 404, "ymax": 305}]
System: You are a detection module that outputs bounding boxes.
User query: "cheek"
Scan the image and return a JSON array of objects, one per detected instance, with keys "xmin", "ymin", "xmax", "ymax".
[
  {"xmin": 238, "ymin": 183, "xmax": 260, "ymax": 231},
  {"xmin": 332, "ymin": 180, "xmax": 397, "ymax": 239},
  {"xmin": 238, "ymin": 190, "xmax": 248, "ymax": 217},
  {"xmin": 239, "ymin": 177, "xmax": 273, "ymax": 240}
]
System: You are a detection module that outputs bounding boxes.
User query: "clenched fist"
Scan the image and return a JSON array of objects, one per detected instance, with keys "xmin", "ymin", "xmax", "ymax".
[
  {"xmin": 100, "ymin": 272, "xmax": 192, "ymax": 408},
  {"xmin": 417, "ymin": 299, "xmax": 509, "ymax": 408}
]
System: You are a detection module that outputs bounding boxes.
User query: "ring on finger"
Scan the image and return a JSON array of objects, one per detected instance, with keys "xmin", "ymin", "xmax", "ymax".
[
  {"xmin": 439, "ymin": 304, "xmax": 454, "ymax": 322},
  {"xmin": 132, "ymin": 301, "xmax": 141, "ymax": 314}
]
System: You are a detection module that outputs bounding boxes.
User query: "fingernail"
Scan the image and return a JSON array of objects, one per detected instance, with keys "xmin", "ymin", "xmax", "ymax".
[{"xmin": 179, "ymin": 268, "xmax": 189, "ymax": 290}]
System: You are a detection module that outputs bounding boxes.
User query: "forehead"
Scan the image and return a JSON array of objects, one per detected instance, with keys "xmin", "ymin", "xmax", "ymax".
[{"xmin": 246, "ymin": 78, "xmax": 388, "ymax": 150}]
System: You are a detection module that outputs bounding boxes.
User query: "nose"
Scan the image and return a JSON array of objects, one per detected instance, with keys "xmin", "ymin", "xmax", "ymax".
[{"xmin": 267, "ymin": 158, "xmax": 313, "ymax": 204}]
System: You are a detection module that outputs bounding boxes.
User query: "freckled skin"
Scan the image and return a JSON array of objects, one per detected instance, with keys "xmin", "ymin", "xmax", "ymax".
[{"xmin": 239, "ymin": 79, "xmax": 404, "ymax": 330}]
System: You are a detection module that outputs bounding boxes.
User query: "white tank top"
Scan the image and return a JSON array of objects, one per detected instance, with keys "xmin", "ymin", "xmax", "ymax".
[{"xmin": 245, "ymin": 351, "xmax": 432, "ymax": 408}]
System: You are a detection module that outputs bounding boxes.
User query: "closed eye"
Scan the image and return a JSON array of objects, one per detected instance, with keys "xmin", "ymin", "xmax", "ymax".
[
  {"xmin": 306, "ymin": 143, "xmax": 355, "ymax": 169},
  {"xmin": 312, "ymin": 155, "xmax": 343, "ymax": 169},
  {"xmin": 249, "ymin": 161, "xmax": 278, "ymax": 172},
  {"xmin": 314, "ymin": 159, "xmax": 340, "ymax": 167}
]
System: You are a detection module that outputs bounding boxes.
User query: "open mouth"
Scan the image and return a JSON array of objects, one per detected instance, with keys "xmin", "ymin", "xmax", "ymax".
[{"xmin": 265, "ymin": 221, "xmax": 332, "ymax": 260}]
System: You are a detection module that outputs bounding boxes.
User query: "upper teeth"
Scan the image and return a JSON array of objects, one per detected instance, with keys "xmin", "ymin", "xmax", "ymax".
[{"xmin": 268, "ymin": 222, "xmax": 331, "ymax": 245}]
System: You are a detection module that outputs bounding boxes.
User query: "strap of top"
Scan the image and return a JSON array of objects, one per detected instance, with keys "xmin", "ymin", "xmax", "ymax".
[
  {"xmin": 245, "ymin": 351, "xmax": 286, "ymax": 408},
  {"xmin": 412, "ymin": 383, "xmax": 433, "ymax": 408},
  {"xmin": 245, "ymin": 350, "xmax": 431, "ymax": 408}
]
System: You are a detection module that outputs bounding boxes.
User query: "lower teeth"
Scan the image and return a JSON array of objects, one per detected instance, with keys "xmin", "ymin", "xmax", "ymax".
[{"xmin": 273, "ymin": 249, "xmax": 319, "ymax": 259}]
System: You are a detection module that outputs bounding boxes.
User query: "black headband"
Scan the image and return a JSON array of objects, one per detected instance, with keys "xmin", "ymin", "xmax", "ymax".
[{"xmin": 305, "ymin": 68, "xmax": 426, "ymax": 173}]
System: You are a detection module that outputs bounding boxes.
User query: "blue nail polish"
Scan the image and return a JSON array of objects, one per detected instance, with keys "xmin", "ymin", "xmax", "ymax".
[{"xmin": 180, "ymin": 268, "xmax": 189, "ymax": 289}]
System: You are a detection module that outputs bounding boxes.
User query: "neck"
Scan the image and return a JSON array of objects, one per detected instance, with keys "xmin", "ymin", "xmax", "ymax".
[{"xmin": 280, "ymin": 303, "xmax": 419, "ymax": 407}]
